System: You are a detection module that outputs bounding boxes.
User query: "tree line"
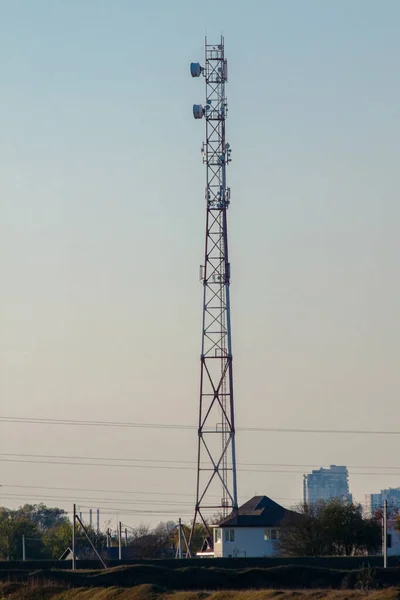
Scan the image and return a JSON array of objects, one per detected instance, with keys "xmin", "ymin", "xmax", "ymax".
[
  {"xmin": 0, "ymin": 504, "xmax": 71, "ymax": 559},
  {"xmin": 0, "ymin": 500, "xmax": 393, "ymax": 559},
  {"xmin": 279, "ymin": 500, "xmax": 385, "ymax": 556},
  {"xmin": 0, "ymin": 504, "xmax": 209, "ymax": 560}
]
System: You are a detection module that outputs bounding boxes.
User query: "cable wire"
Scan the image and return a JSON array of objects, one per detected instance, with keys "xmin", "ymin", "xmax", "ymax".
[
  {"xmin": 2, "ymin": 452, "xmax": 400, "ymax": 472},
  {"xmin": 1, "ymin": 456, "xmax": 400, "ymax": 476},
  {"xmin": 2, "ymin": 416, "xmax": 400, "ymax": 435}
]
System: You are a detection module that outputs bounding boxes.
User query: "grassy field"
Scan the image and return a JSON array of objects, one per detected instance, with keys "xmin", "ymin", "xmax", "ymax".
[
  {"xmin": 1, "ymin": 583, "xmax": 400, "ymax": 600},
  {"xmin": 1, "ymin": 564, "xmax": 400, "ymax": 599},
  {"xmin": 1, "ymin": 564, "xmax": 399, "ymax": 590}
]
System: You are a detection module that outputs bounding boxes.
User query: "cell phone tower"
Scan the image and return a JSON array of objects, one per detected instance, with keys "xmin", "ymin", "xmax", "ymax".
[{"xmin": 189, "ymin": 37, "xmax": 238, "ymax": 550}]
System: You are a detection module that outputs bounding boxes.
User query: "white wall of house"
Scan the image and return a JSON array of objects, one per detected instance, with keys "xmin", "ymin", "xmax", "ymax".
[
  {"xmin": 387, "ymin": 525, "xmax": 400, "ymax": 556},
  {"xmin": 213, "ymin": 526, "xmax": 280, "ymax": 558}
]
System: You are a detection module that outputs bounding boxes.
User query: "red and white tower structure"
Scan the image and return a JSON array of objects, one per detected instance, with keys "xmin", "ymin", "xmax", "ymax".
[{"xmin": 189, "ymin": 37, "xmax": 238, "ymax": 549}]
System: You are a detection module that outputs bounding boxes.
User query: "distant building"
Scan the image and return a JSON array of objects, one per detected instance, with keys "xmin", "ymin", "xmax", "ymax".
[
  {"xmin": 303, "ymin": 465, "xmax": 352, "ymax": 504},
  {"xmin": 364, "ymin": 488, "xmax": 400, "ymax": 517},
  {"xmin": 202, "ymin": 496, "xmax": 296, "ymax": 558}
]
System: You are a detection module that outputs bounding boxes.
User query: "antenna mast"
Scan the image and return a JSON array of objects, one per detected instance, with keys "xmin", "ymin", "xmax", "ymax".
[{"xmin": 189, "ymin": 37, "xmax": 238, "ymax": 549}]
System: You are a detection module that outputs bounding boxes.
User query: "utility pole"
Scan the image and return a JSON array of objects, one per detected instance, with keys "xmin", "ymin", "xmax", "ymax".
[
  {"xmin": 97, "ymin": 509, "xmax": 100, "ymax": 535},
  {"xmin": 118, "ymin": 522, "xmax": 122, "ymax": 561},
  {"xmin": 383, "ymin": 499, "xmax": 388, "ymax": 569},
  {"xmin": 106, "ymin": 528, "xmax": 111, "ymax": 548},
  {"xmin": 177, "ymin": 518, "xmax": 182, "ymax": 559},
  {"xmin": 175, "ymin": 518, "xmax": 191, "ymax": 559},
  {"xmin": 22, "ymin": 534, "xmax": 26, "ymax": 561},
  {"xmin": 89, "ymin": 509, "xmax": 93, "ymax": 530},
  {"xmin": 72, "ymin": 504, "xmax": 76, "ymax": 571},
  {"xmin": 125, "ymin": 528, "xmax": 128, "ymax": 547},
  {"xmin": 75, "ymin": 513, "xmax": 106, "ymax": 569}
]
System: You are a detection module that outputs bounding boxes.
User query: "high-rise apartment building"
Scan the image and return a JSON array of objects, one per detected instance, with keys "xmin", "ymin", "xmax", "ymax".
[
  {"xmin": 364, "ymin": 488, "xmax": 400, "ymax": 517},
  {"xmin": 303, "ymin": 465, "xmax": 352, "ymax": 504}
]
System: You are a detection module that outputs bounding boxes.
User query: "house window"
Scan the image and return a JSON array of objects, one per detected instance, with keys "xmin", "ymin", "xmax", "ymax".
[
  {"xmin": 214, "ymin": 528, "xmax": 222, "ymax": 543},
  {"xmin": 264, "ymin": 528, "xmax": 280, "ymax": 541},
  {"xmin": 387, "ymin": 534, "xmax": 392, "ymax": 549},
  {"xmin": 224, "ymin": 529, "xmax": 235, "ymax": 542}
]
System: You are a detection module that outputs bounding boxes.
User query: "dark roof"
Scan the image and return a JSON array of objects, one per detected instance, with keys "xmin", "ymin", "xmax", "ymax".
[{"xmin": 217, "ymin": 495, "xmax": 294, "ymax": 528}]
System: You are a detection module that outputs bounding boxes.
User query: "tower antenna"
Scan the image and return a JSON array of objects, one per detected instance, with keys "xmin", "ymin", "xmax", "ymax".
[{"xmin": 189, "ymin": 37, "xmax": 238, "ymax": 551}]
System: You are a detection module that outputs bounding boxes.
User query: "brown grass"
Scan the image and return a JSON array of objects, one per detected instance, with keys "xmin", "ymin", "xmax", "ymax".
[{"xmin": 1, "ymin": 584, "xmax": 400, "ymax": 600}]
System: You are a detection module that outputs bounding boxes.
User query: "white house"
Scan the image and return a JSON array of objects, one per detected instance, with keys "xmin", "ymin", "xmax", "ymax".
[{"xmin": 210, "ymin": 495, "xmax": 295, "ymax": 558}]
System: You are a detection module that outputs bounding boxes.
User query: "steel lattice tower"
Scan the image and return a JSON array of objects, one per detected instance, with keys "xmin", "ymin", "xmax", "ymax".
[{"xmin": 189, "ymin": 37, "xmax": 238, "ymax": 549}]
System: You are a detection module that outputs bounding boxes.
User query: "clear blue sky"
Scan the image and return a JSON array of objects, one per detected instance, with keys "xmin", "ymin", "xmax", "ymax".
[{"xmin": 1, "ymin": 0, "xmax": 400, "ymax": 526}]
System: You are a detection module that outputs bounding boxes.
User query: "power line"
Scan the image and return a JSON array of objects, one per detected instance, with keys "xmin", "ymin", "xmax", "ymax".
[
  {"xmin": 78, "ymin": 505, "xmax": 199, "ymax": 516},
  {"xmin": 0, "ymin": 491, "xmax": 302, "ymax": 511},
  {"xmin": 0, "ymin": 484, "xmax": 301, "ymax": 504},
  {"xmin": 0, "ymin": 452, "xmax": 195, "ymax": 465},
  {"xmin": 78, "ymin": 508, "xmax": 214, "ymax": 516},
  {"xmin": 0, "ymin": 416, "xmax": 194, "ymax": 430},
  {"xmin": 1, "ymin": 415, "xmax": 400, "ymax": 435},
  {"xmin": 1, "ymin": 456, "xmax": 400, "ymax": 476},
  {"xmin": 0, "ymin": 492, "xmax": 194, "ymax": 506},
  {"xmin": 2, "ymin": 452, "xmax": 400, "ymax": 472},
  {"xmin": 0, "ymin": 495, "xmax": 226, "ymax": 517},
  {"xmin": 0, "ymin": 458, "xmax": 192, "ymax": 470},
  {"xmin": 0, "ymin": 498, "xmax": 202, "ymax": 517},
  {"xmin": 3, "ymin": 491, "xmax": 376, "ymax": 513},
  {"xmin": 0, "ymin": 483, "xmax": 203, "ymax": 498}
]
